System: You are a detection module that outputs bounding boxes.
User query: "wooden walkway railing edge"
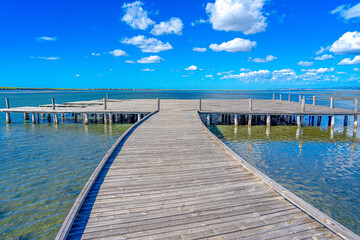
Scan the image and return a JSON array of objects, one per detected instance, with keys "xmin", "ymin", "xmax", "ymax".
[
  {"xmin": 196, "ymin": 111, "xmax": 360, "ymax": 240},
  {"xmin": 55, "ymin": 110, "xmax": 159, "ymax": 240}
]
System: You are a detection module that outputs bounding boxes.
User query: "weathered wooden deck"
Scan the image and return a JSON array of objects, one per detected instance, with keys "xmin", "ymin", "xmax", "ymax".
[{"xmin": 55, "ymin": 100, "xmax": 358, "ymax": 240}]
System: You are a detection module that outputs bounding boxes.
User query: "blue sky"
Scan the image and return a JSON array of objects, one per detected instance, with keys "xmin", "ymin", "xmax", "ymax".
[{"xmin": 1, "ymin": 0, "xmax": 360, "ymax": 89}]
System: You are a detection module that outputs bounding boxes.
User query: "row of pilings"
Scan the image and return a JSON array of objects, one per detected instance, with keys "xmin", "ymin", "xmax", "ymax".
[
  {"xmin": 20, "ymin": 112, "xmax": 147, "ymax": 125},
  {"xmin": 200, "ymin": 113, "xmax": 356, "ymax": 128}
]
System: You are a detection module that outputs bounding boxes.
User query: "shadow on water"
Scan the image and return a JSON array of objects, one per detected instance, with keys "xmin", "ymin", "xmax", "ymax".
[{"xmin": 66, "ymin": 119, "xmax": 148, "ymax": 239}]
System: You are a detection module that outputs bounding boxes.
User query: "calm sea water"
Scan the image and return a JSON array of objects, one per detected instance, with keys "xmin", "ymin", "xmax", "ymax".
[{"xmin": 0, "ymin": 89, "xmax": 359, "ymax": 239}]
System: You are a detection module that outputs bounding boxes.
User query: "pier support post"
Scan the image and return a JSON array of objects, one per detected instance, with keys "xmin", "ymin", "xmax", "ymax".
[
  {"xmin": 344, "ymin": 116, "xmax": 348, "ymax": 127},
  {"xmin": 299, "ymin": 95, "xmax": 301, "ymax": 103},
  {"xmin": 53, "ymin": 114, "xmax": 58, "ymax": 124},
  {"xmin": 5, "ymin": 98, "xmax": 11, "ymax": 123},
  {"xmin": 157, "ymin": 98, "xmax": 160, "ymax": 111},
  {"xmin": 301, "ymin": 99, "xmax": 305, "ymax": 112},
  {"xmin": 103, "ymin": 98, "xmax": 107, "ymax": 110},
  {"xmin": 24, "ymin": 113, "xmax": 29, "ymax": 121},
  {"xmin": 199, "ymin": 99, "xmax": 202, "ymax": 111},
  {"xmin": 354, "ymin": 115, "xmax": 358, "ymax": 128},
  {"xmin": 288, "ymin": 94, "xmax": 291, "ymax": 102},
  {"xmin": 279, "ymin": 94, "xmax": 282, "ymax": 101},
  {"xmin": 36, "ymin": 113, "xmax": 40, "ymax": 123},
  {"xmin": 51, "ymin": 98, "xmax": 55, "ymax": 110},
  {"xmin": 83, "ymin": 113, "xmax": 89, "ymax": 125},
  {"xmin": 330, "ymin": 116, "xmax": 335, "ymax": 128},
  {"xmin": 249, "ymin": 98, "xmax": 252, "ymax": 111},
  {"xmin": 313, "ymin": 96, "xmax": 316, "ymax": 106},
  {"xmin": 106, "ymin": 93, "xmax": 109, "ymax": 99},
  {"xmin": 297, "ymin": 116, "xmax": 302, "ymax": 127},
  {"xmin": 206, "ymin": 114, "xmax": 210, "ymax": 127},
  {"xmin": 32, "ymin": 113, "xmax": 36, "ymax": 124},
  {"xmin": 272, "ymin": 94, "xmax": 275, "ymax": 100},
  {"xmin": 137, "ymin": 114, "xmax": 141, "ymax": 122},
  {"xmin": 109, "ymin": 113, "xmax": 113, "ymax": 125},
  {"xmin": 355, "ymin": 99, "xmax": 359, "ymax": 112},
  {"xmin": 234, "ymin": 114, "xmax": 238, "ymax": 127},
  {"xmin": 41, "ymin": 113, "xmax": 45, "ymax": 119},
  {"xmin": 104, "ymin": 113, "xmax": 108, "ymax": 124},
  {"xmin": 330, "ymin": 97, "xmax": 334, "ymax": 109},
  {"xmin": 266, "ymin": 114, "xmax": 271, "ymax": 127},
  {"xmin": 248, "ymin": 115, "xmax": 252, "ymax": 127},
  {"xmin": 317, "ymin": 116, "xmax": 322, "ymax": 126}
]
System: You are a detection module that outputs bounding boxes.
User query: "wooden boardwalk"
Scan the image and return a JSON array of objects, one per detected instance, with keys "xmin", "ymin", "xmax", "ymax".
[{"xmin": 56, "ymin": 100, "xmax": 358, "ymax": 240}]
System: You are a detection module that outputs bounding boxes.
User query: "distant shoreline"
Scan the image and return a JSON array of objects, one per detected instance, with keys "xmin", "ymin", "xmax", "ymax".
[{"xmin": 1, "ymin": 87, "xmax": 360, "ymax": 91}]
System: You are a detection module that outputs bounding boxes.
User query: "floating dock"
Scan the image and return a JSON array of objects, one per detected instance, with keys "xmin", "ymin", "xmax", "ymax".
[{"xmin": 1, "ymin": 96, "xmax": 360, "ymax": 239}]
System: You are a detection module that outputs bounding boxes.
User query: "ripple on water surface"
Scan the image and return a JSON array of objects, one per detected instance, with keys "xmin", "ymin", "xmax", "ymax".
[
  {"xmin": 0, "ymin": 123, "xmax": 131, "ymax": 239},
  {"xmin": 211, "ymin": 125, "xmax": 360, "ymax": 235}
]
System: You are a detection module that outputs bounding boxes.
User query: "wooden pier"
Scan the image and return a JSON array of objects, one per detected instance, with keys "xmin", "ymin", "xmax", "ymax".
[{"xmin": 1, "ymin": 97, "xmax": 360, "ymax": 239}]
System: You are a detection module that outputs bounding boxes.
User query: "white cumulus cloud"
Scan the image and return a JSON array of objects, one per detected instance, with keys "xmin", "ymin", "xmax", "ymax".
[
  {"xmin": 355, "ymin": 68, "xmax": 360, "ymax": 71},
  {"xmin": 205, "ymin": 74, "xmax": 213, "ymax": 78},
  {"xmin": 193, "ymin": 47, "xmax": 207, "ymax": 52},
  {"xmin": 314, "ymin": 54, "xmax": 334, "ymax": 61},
  {"xmin": 330, "ymin": 31, "xmax": 360, "ymax": 54},
  {"xmin": 122, "ymin": 35, "xmax": 173, "ymax": 53},
  {"xmin": 31, "ymin": 56, "xmax": 60, "ymax": 60},
  {"xmin": 298, "ymin": 61, "xmax": 314, "ymax": 67},
  {"xmin": 222, "ymin": 69, "xmax": 270, "ymax": 79},
  {"xmin": 109, "ymin": 49, "xmax": 127, "ymax": 57},
  {"xmin": 137, "ymin": 55, "xmax": 163, "ymax": 64},
  {"xmin": 206, "ymin": 0, "xmax": 267, "ymax": 34},
  {"xmin": 185, "ymin": 65, "xmax": 198, "ymax": 71},
  {"xmin": 331, "ymin": 3, "xmax": 360, "ymax": 20},
  {"xmin": 249, "ymin": 55, "xmax": 276, "ymax": 63},
  {"xmin": 122, "ymin": 1, "xmax": 154, "ymax": 30},
  {"xmin": 209, "ymin": 38, "xmax": 256, "ymax": 52},
  {"xmin": 338, "ymin": 55, "xmax": 360, "ymax": 65},
  {"xmin": 240, "ymin": 68, "xmax": 251, "ymax": 71},
  {"xmin": 125, "ymin": 60, "xmax": 135, "ymax": 64},
  {"xmin": 141, "ymin": 68, "xmax": 155, "ymax": 71},
  {"xmin": 303, "ymin": 67, "xmax": 335, "ymax": 74},
  {"xmin": 151, "ymin": 17, "xmax": 183, "ymax": 36}
]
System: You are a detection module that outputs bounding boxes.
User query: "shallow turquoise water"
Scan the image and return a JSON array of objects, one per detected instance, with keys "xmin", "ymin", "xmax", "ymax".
[
  {"xmin": 0, "ymin": 89, "xmax": 360, "ymax": 239},
  {"xmin": 211, "ymin": 125, "xmax": 360, "ymax": 235}
]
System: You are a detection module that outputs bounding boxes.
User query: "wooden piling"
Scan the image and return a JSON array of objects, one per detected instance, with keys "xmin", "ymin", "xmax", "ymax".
[
  {"xmin": 109, "ymin": 113, "xmax": 113, "ymax": 125},
  {"xmin": 83, "ymin": 113, "xmax": 89, "ymax": 125},
  {"xmin": 199, "ymin": 99, "xmax": 202, "ymax": 111},
  {"xmin": 36, "ymin": 113, "xmax": 40, "ymax": 123},
  {"xmin": 249, "ymin": 98, "xmax": 252, "ymax": 111},
  {"xmin": 331, "ymin": 115, "xmax": 335, "ymax": 127},
  {"xmin": 272, "ymin": 94, "xmax": 275, "ymax": 100},
  {"xmin": 206, "ymin": 114, "xmax": 210, "ymax": 127},
  {"xmin": 299, "ymin": 95, "xmax": 301, "ymax": 103},
  {"xmin": 317, "ymin": 116, "xmax": 322, "ymax": 126},
  {"xmin": 330, "ymin": 97, "xmax": 334, "ymax": 109},
  {"xmin": 354, "ymin": 115, "xmax": 358, "ymax": 128},
  {"xmin": 288, "ymin": 94, "xmax": 291, "ymax": 102},
  {"xmin": 5, "ymin": 98, "xmax": 10, "ymax": 123},
  {"xmin": 313, "ymin": 96, "xmax": 316, "ymax": 106},
  {"xmin": 53, "ymin": 114, "xmax": 58, "ymax": 124},
  {"xmin": 297, "ymin": 116, "xmax": 302, "ymax": 127},
  {"xmin": 266, "ymin": 114, "xmax": 271, "ymax": 126},
  {"xmin": 106, "ymin": 93, "xmax": 109, "ymax": 99},
  {"xmin": 344, "ymin": 116, "xmax": 348, "ymax": 126},
  {"xmin": 104, "ymin": 113, "xmax": 108, "ymax": 124},
  {"xmin": 157, "ymin": 98, "xmax": 160, "ymax": 111},
  {"xmin": 24, "ymin": 113, "xmax": 29, "ymax": 121},
  {"xmin": 41, "ymin": 113, "xmax": 45, "ymax": 119},
  {"xmin": 234, "ymin": 114, "xmax": 238, "ymax": 127},
  {"xmin": 32, "ymin": 113, "xmax": 36, "ymax": 124},
  {"xmin": 137, "ymin": 114, "xmax": 141, "ymax": 122},
  {"xmin": 301, "ymin": 99, "xmax": 305, "ymax": 112},
  {"xmin": 103, "ymin": 98, "xmax": 107, "ymax": 110},
  {"xmin": 279, "ymin": 94, "xmax": 282, "ymax": 101},
  {"xmin": 355, "ymin": 99, "xmax": 359, "ymax": 112},
  {"xmin": 51, "ymin": 98, "xmax": 55, "ymax": 110},
  {"xmin": 248, "ymin": 115, "xmax": 252, "ymax": 127}
]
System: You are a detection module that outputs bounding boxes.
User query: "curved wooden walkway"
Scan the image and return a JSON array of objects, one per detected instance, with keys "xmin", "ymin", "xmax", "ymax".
[{"xmin": 61, "ymin": 100, "xmax": 357, "ymax": 240}]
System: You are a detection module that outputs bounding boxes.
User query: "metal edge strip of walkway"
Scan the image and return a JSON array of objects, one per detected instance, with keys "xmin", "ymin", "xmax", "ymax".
[
  {"xmin": 55, "ymin": 110, "xmax": 158, "ymax": 240},
  {"xmin": 196, "ymin": 111, "xmax": 360, "ymax": 240}
]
